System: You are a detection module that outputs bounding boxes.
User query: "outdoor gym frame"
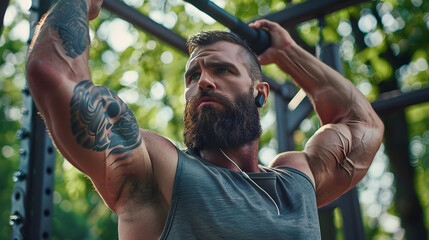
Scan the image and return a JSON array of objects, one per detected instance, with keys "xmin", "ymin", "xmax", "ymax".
[{"xmin": 8, "ymin": 0, "xmax": 429, "ymax": 239}]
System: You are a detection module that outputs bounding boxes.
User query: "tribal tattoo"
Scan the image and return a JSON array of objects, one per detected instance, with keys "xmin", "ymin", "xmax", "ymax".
[
  {"xmin": 47, "ymin": 0, "xmax": 89, "ymax": 58},
  {"xmin": 70, "ymin": 80, "xmax": 142, "ymax": 158}
]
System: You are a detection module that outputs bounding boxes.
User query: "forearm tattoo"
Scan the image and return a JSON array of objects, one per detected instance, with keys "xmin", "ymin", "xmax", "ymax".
[
  {"xmin": 70, "ymin": 80, "xmax": 142, "ymax": 159},
  {"xmin": 47, "ymin": 0, "xmax": 89, "ymax": 58}
]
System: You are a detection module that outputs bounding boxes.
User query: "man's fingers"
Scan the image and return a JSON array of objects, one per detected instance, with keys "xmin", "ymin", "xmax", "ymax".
[
  {"xmin": 250, "ymin": 19, "xmax": 277, "ymax": 30},
  {"xmin": 249, "ymin": 20, "xmax": 268, "ymax": 30},
  {"xmin": 257, "ymin": 48, "xmax": 276, "ymax": 65}
]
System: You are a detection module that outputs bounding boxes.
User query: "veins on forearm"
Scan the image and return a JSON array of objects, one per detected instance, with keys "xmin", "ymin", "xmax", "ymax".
[
  {"xmin": 70, "ymin": 80, "xmax": 142, "ymax": 166},
  {"xmin": 47, "ymin": 0, "xmax": 89, "ymax": 58}
]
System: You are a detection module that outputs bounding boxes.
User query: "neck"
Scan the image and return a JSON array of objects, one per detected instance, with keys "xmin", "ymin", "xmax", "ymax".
[{"xmin": 199, "ymin": 140, "xmax": 260, "ymax": 173}]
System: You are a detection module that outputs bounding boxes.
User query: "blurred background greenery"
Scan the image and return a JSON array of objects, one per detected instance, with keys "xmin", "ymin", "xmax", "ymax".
[{"xmin": 1, "ymin": 0, "xmax": 428, "ymax": 239}]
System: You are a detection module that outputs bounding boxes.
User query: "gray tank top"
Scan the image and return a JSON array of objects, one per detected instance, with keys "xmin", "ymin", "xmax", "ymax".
[{"xmin": 160, "ymin": 149, "xmax": 321, "ymax": 240}]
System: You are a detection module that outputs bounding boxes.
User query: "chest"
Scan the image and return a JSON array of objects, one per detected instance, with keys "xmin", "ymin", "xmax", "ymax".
[{"xmin": 161, "ymin": 159, "xmax": 321, "ymax": 240}]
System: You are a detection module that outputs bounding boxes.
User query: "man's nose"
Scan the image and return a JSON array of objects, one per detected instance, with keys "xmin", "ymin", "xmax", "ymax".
[{"xmin": 198, "ymin": 71, "xmax": 216, "ymax": 91}]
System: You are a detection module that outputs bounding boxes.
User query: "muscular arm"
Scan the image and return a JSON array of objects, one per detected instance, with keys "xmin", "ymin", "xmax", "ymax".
[
  {"xmin": 25, "ymin": 0, "xmax": 176, "ymax": 214},
  {"xmin": 251, "ymin": 20, "xmax": 384, "ymax": 207}
]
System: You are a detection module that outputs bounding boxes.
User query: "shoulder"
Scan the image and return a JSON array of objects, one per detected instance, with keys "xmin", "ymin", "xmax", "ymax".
[
  {"xmin": 140, "ymin": 129, "xmax": 178, "ymax": 155},
  {"xmin": 269, "ymin": 151, "xmax": 315, "ymax": 187}
]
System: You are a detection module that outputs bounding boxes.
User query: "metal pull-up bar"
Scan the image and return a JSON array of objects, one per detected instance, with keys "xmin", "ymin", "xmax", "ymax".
[
  {"xmin": 185, "ymin": 0, "xmax": 271, "ymax": 55},
  {"xmin": 103, "ymin": 0, "xmax": 188, "ymax": 53}
]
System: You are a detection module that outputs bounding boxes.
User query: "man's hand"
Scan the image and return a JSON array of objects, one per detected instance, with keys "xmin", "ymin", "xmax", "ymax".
[{"xmin": 249, "ymin": 19, "xmax": 296, "ymax": 65}]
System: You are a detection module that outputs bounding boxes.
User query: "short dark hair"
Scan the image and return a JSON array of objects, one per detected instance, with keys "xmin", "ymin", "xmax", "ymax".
[{"xmin": 186, "ymin": 31, "xmax": 262, "ymax": 82}]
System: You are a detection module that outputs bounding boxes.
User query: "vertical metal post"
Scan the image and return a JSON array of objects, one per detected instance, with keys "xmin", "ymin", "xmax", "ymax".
[
  {"xmin": 274, "ymin": 84, "xmax": 313, "ymax": 152},
  {"xmin": 275, "ymin": 82, "xmax": 297, "ymax": 152},
  {"xmin": 10, "ymin": 0, "xmax": 56, "ymax": 239}
]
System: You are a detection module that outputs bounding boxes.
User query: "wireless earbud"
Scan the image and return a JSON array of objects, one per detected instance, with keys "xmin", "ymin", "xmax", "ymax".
[{"xmin": 255, "ymin": 95, "xmax": 265, "ymax": 107}]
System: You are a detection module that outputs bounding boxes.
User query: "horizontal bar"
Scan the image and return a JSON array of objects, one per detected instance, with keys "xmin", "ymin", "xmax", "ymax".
[
  {"xmin": 284, "ymin": 87, "xmax": 429, "ymax": 130},
  {"xmin": 102, "ymin": 0, "xmax": 188, "ymax": 54},
  {"xmin": 261, "ymin": 0, "xmax": 369, "ymax": 28},
  {"xmin": 185, "ymin": 0, "xmax": 243, "ymax": 33},
  {"xmin": 372, "ymin": 87, "xmax": 429, "ymax": 114},
  {"xmin": 184, "ymin": 0, "xmax": 271, "ymax": 54}
]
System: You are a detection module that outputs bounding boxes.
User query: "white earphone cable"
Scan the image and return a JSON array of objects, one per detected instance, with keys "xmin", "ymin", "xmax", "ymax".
[{"xmin": 219, "ymin": 148, "xmax": 280, "ymax": 216}]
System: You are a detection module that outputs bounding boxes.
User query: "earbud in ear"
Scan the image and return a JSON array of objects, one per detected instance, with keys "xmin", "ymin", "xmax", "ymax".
[{"xmin": 255, "ymin": 95, "xmax": 265, "ymax": 107}]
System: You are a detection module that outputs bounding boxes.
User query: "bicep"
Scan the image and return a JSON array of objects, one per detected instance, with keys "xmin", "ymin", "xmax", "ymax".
[
  {"xmin": 43, "ymin": 80, "xmax": 143, "ymax": 165},
  {"xmin": 304, "ymin": 122, "xmax": 381, "ymax": 207},
  {"xmin": 68, "ymin": 80, "xmax": 142, "ymax": 158}
]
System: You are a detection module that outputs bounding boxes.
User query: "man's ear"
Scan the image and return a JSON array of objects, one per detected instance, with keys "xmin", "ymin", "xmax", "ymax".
[{"xmin": 254, "ymin": 81, "xmax": 270, "ymax": 108}]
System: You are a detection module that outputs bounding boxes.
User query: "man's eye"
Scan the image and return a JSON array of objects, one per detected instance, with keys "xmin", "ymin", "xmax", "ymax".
[
  {"xmin": 190, "ymin": 72, "xmax": 201, "ymax": 81},
  {"xmin": 215, "ymin": 68, "xmax": 231, "ymax": 74}
]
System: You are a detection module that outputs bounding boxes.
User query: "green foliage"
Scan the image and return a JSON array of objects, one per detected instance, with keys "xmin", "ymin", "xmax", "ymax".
[{"xmin": 1, "ymin": 0, "xmax": 429, "ymax": 239}]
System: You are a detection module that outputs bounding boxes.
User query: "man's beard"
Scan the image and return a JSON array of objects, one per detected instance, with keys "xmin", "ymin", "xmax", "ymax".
[{"xmin": 184, "ymin": 89, "xmax": 262, "ymax": 153}]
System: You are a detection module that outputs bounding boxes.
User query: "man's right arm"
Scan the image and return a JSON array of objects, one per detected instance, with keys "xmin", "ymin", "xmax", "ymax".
[{"xmin": 25, "ymin": 0, "xmax": 177, "ymax": 213}]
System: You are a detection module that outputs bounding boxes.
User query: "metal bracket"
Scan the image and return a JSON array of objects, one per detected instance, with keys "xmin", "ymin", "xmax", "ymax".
[{"xmin": 10, "ymin": 0, "xmax": 56, "ymax": 239}]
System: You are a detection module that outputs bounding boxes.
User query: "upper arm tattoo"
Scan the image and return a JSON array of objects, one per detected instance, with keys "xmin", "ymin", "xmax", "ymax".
[
  {"xmin": 47, "ymin": 0, "xmax": 89, "ymax": 58},
  {"xmin": 70, "ymin": 80, "xmax": 142, "ymax": 158}
]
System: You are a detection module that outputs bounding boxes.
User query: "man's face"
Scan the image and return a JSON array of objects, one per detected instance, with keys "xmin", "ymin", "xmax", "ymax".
[
  {"xmin": 183, "ymin": 41, "xmax": 262, "ymax": 152},
  {"xmin": 184, "ymin": 41, "xmax": 257, "ymax": 108}
]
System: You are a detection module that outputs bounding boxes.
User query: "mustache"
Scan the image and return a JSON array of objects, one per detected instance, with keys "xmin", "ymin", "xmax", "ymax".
[{"xmin": 187, "ymin": 90, "xmax": 231, "ymax": 110}]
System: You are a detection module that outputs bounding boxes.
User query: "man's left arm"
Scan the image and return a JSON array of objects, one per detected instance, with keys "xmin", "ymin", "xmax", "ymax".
[{"xmin": 251, "ymin": 20, "xmax": 384, "ymax": 207}]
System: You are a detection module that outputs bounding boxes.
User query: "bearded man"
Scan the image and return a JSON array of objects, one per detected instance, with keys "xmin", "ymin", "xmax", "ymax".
[{"xmin": 25, "ymin": 0, "xmax": 384, "ymax": 239}]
